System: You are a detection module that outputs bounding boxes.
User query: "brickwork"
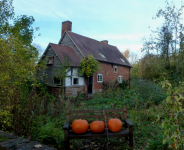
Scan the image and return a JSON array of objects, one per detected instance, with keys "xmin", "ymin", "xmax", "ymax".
[
  {"xmin": 62, "ymin": 21, "xmax": 72, "ymax": 37},
  {"xmin": 49, "ymin": 62, "xmax": 130, "ymax": 96},
  {"xmin": 93, "ymin": 62, "xmax": 130, "ymax": 93},
  {"xmin": 49, "ymin": 87, "xmax": 61, "ymax": 95},
  {"xmin": 65, "ymin": 86, "xmax": 85, "ymax": 97},
  {"xmin": 49, "ymin": 86, "xmax": 85, "ymax": 97}
]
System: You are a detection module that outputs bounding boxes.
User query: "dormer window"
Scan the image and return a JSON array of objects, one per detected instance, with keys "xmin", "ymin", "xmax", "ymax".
[
  {"xmin": 120, "ymin": 58, "xmax": 125, "ymax": 63},
  {"xmin": 47, "ymin": 56, "xmax": 54, "ymax": 65},
  {"xmin": 99, "ymin": 53, "xmax": 106, "ymax": 59},
  {"xmin": 114, "ymin": 66, "xmax": 118, "ymax": 73}
]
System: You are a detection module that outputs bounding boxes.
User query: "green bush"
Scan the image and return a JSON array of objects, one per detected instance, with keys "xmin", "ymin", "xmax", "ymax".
[
  {"xmin": 119, "ymin": 80, "xmax": 129, "ymax": 90},
  {"xmin": 131, "ymin": 79, "xmax": 167, "ymax": 105},
  {"xmin": 146, "ymin": 135, "xmax": 168, "ymax": 150}
]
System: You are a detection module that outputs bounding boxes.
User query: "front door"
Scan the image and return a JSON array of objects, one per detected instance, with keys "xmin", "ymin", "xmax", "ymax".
[{"xmin": 88, "ymin": 76, "xmax": 93, "ymax": 94}]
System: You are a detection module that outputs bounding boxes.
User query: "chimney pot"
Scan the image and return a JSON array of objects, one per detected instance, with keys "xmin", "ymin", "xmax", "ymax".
[
  {"xmin": 62, "ymin": 21, "xmax": 72, "ymax": 37},
  {"xmin": 101, "ymin": 40, "xmax": 108, "ymax": 44}
]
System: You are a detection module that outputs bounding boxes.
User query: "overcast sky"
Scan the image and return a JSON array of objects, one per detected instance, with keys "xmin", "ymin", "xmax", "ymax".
[{"xmin": 13, "ymin": 0, "xmax": 184, "ymax": 58}]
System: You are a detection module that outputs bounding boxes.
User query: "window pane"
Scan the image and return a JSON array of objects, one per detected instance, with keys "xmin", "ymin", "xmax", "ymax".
[
  {"xmin": 97, "ymin": 74, "xmax": 102, "ymax": 82},
  {"xmin": 73, "ymin": 78, "xmax": 78, "ymax": 84},
  {"xmin": 54, "ymin": 78, "xmax": 60, "ymax": 85},
  {"xmin": 118, "ymin": 76, "xmax": 122, "ymax": 83}
]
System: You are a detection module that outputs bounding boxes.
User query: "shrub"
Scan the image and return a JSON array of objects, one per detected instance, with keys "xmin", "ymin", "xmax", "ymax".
[
  {"xmin": 131, "ymin": 79, "xmax": 167, "ymax": 106},
  {"xmin": 146, "ymin": 135, "xmax": 168, "ymax": 150},
  {"xmin": 37, "ymin": 121, "xmax": 64, "ymax": 147},
  {"xmin": 102, "ymin": 80, "xmax": 123, "ymax": 99},
  {"xmin": 119, "ymin": 80, "xmax": 129, "ymax": 90}
]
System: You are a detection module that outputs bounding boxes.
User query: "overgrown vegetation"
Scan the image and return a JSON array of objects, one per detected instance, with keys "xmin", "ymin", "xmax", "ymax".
[
  {"xmin": 78, "ymin": 54, "xmax": 101, "ymax": 78},
  {"xmin": 1, "ymin": 0, "xmax": 184, "ymax": 149}
]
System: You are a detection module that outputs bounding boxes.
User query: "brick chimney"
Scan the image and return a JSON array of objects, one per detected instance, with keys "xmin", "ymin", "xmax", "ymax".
[
  {"xmin": 101, "ymin": 40, "xmax": 108, "ymax": 44},
  {"xmin": 62, "ymin": 21, "xmax": 72, "ymax": 37}
]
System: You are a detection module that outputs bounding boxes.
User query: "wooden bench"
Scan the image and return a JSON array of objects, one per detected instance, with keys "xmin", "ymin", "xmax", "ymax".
[{"xmin": 63, "ymin": 105, "xmax": 134, "ymax": 150}]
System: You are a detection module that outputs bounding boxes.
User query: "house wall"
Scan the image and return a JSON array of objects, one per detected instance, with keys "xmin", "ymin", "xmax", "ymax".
[
  {"xmin": 92, "ymin": 62, "xmax": 130, "ymax": 93},
  {"xmin": 37, "ymin": 46, "xmax": 62, "ymax": 86},
  {"xmin": 59, "ymin": 33, "xmax": 84, "ymax": 60},
  {"xmin": 38, "ymin": 45, "xmax": 85, "ymax": 96},
  {"xmin": 65, "ymin": 68, "xmax": 85, "ymax": 96}
]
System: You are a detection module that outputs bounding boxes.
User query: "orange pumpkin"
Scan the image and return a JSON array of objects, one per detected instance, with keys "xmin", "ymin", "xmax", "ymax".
[
  {"xmin": 108, "ymin": 119, "xmax": 122, "ymax": 132},
  {"xmin": 90, "ymin": 121, "xmax": 105, "ymax": 133},
  {"xmin": 72, "ymin": 119, "xmax": 89, "ymax": 134}
]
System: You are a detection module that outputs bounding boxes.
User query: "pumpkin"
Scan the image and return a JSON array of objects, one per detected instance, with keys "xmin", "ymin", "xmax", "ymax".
[
  {"xmin": 108, "ymin": 118, "xmax": 122, "ymax": 132},
  {"xmin": 90, "ymin": 121, "xmax": 105, "ymax": 133},
  {"xmin": 72, "ymin": 119, "xmax": 89, "ymax": 134}
]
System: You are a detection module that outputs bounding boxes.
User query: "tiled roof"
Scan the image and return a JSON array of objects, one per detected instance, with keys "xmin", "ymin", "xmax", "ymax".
[
  {"xmin": 67, "ymin": 31, "xmax": 132, "ymax": 67},
  {"xmin": 50, "ymin": 43, "xmax": 80, "ymax": 66}
]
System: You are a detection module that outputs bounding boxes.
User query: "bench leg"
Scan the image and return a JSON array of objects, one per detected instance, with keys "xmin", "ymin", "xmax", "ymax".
[
  {"xmin": 129, "ymin": 127, "xmax": 133, "ymax": 147},
  {"xmin": 129, "ymin": 135, "xmax": 133, "ymax": 147},
  {"xmin": 64, "ymin": 130, "xmax": 70, "ymax": 150},
  {"xmin": 65, "ymin": 139, "xmax": 70, "ymax": 150}
]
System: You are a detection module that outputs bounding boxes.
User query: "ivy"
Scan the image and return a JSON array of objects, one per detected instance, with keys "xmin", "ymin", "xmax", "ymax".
[{"xmin": 78, "ymin": 55, "xmax": 101, "ymax": 78}]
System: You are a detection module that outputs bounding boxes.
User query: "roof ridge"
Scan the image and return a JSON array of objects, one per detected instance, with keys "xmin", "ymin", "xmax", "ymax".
[
  {"xmin": 67, "ymin": 31, "xmax": 117, "ymax": 48},
  {"xmin": 50, "ymin": 43, "xmax": 72, "ymax": 48}
]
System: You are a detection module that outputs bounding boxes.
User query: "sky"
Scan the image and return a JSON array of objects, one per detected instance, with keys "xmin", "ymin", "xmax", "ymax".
[{"xmin": 13, "ymin": 0, "xmax": 184, "ymax": 58}]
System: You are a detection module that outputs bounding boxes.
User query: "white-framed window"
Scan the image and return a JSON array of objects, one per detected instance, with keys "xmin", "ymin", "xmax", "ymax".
[
  {"xmin": 73, "ymin": 78, "xmax": 79, "ymax": 85},
  {"xmin": 118, "ymin": 75, "xmax": 122, "ymax": 83},
  {"xmin": 114, "ymin": 66, "xmax": 118, "ymax": 73},
  {"xmin": 97, "ymin": 74, "xmax": 103, "ymax": 82},
  {"xmin": 53, "ymin": 77, "xmax": 61, "ymax": 85}
]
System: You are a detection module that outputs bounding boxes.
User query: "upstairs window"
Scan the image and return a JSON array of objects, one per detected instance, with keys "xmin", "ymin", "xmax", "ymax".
[
  {"xmin": 118, "ymin": 75, "xmax": 122, "ymax": 83},
  {"xmin": 73, "ymin": 78, "xmax": 79, "ymax": 85},
  {"xmin": 97, "ymin": 74, "xmax": 103, "ymax": 82},
  {"xmin": 53, "ymin": 77, "xmax": 61, "ymax": 86},
  {"xmin": 114, "ymin": 66, "xmax": 118, "ymax": 73},
  {"xmin": 120, "ymin": 58, "xmax": 125, "ymax": 63},
  {"xmin": 99, "ymin": 53, "xmax": 106, "ymax": 59},
  {"xmin": 47, "ymin": 56, "xmax": 54, "ymax": 65}
]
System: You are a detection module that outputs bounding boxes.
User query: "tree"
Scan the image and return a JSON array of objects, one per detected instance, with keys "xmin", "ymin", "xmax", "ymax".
[
  {"xmin": 0, "ymin": 0, "xmax": 43, "ymax": 120},
  {"xmin": 142, "ymin": 0, "xmax": 184, "ymax": 55},
  {"xmin": 78, "ymin": 55, "xmax": 101, "ymax": 78},
  {"xmin": 122, "ymin": 49, "xmax": 130, "ymax": 60},
  {"xmin": 141, "ymin": 0, "xmax": 184, "ymax": 82},
  {"xmin": 0, "ymin": 0, "xmax": 14, "ymax": 35},
  {"xmin": 55, "ymin": 56, "xmax": 71, "ymax": 96}
]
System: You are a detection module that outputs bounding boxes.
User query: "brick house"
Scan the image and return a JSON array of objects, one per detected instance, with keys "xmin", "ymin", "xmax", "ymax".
[{"xmin": 38, "ymin": 21, "xmax": 132, "ymax": 96}]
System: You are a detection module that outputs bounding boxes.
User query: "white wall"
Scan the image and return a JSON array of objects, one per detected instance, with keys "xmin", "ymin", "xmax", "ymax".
[
  {"xmin": 65, "ymin": 77, "xmax": 71, "ymax": 86},
  {"xmin": 65, "ymin": 68, "xmax": 84, "ymax": 86}
]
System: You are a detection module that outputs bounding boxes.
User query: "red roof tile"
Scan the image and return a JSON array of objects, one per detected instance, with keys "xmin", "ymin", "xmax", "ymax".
[
  {"xmin": 67, "ymin": 31, "xmax": 132, "ymax": 67},
  {"xmin": 50, "ymin": 43, "xmax": 80, "ymax": 67}
]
